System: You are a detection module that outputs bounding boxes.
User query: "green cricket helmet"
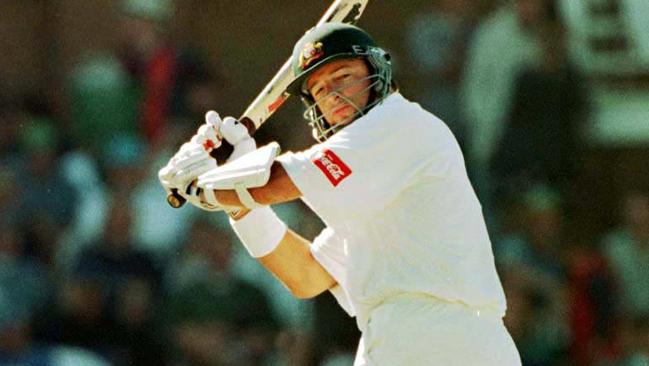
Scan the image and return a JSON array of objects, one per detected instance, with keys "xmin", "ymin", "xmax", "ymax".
[{"xmin": 287, "ymin": 23, "xmax": 393, "ymax": 141}]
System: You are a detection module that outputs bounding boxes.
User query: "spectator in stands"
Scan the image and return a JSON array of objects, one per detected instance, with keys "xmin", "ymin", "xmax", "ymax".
[
  {"xmin": 624, "ymin": 316, "xmax": 649, "ymax": 366},
  {"xmin": 118, "ymin": 0, "xmax": 215, "ymax": 148},
  {"xmin": 33, "ymin": 275, "xmax": 118, "ymax": 363},
  {"xmin": 405, "ymin": 0, "xmax": 476, "ymax": 149},
  {"xmin": 601, "ymin": 190, "xmax": 649, "ymax": 318},
  {"xmin": 0, "ymin": 222, "xmax": 53, "ymax": 365},
  {"xmin": 165, "ymin": 217, "xmax": 279, "ymax": 365},
  {"xmin": 595, "ymin": 316, "xmax": 649, "ymax": 366},
  {"xmin": 1, "ymin": 299, "xmax": 110, "ymax": 366},
  {"xmin": 76, "ymin": 199, "xmax": 162, "ymax": 364},
  {"xmin": 0, "ymin": 96, "xmax": 23, "ymax": 168},
  {"xmin": 0, "ymin": 222, "xmax": 52, "ymax": 324},
  {"xmin": 0, "ymin": 300, "xmax": 49, "ymax": 366},
  {"xmin": 69, "ymin": 0, "xmax": 217, "ymax": 154},
  {"xmin": 495, "ymin": 184, "xmax": 566, "ymax": 281},
  {"xmin": 68, "ymin": 53, "xmax": 140, "ymax": 156},
  {"xmin": 11, "ymin": 119, "xmax": 78, "ymax": 270},
  {"xmin": 0, "ymin": 169, "xmax": 20, "ymax": 227},
  {"xmin": 35, "ymin": 200, "xmax": 162, "ymax": 364},
  {"xmin": 100, "ymin": 133, "xmax": 148, "ymax": 195},
  {"xmin": 460, "ymin": 0, "xmax": 553, "ymax": 224},
  {"xmin": 495, "ymin": 184, "xmax": 571, "ymax": 365},
  {"xmin": 490, "ymin": 0, "xmax": 588, "ymax": 206}
]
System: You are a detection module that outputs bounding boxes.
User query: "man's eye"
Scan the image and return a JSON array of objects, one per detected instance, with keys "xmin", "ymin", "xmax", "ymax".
[{"xmin": 311, "ymin": 87, "xmax": 325, "ymax": 98}]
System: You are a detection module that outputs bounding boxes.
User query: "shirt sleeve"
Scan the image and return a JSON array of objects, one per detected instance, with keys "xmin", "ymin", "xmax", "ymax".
[
  {"xmin": 276, "ymin": 110, "xmax": 436, "ymax": 219},
  {"xmin": 310, "ymin": 227, "xmax": 355, "ymax": 316}
]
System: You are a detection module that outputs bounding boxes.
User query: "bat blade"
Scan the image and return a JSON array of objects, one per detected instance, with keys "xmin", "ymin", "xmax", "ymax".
[
  {"xmin": 168, "ymin": 0, "xmax": 370, "ymax": 208},
  {"xmin": 238, "ymin": 0, "xmax": 370, "ymax": 133}
]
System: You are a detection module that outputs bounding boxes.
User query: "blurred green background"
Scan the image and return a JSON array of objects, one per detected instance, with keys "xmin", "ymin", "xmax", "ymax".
[{"xmin": 1, "ymin": 0, "xmax": 648, "ymax": 365}]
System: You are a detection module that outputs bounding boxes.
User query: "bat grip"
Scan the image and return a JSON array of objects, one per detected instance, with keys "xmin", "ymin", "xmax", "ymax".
[{"xmin": 166, "ymin": 117, "xmax": 257, "ymax": 209}]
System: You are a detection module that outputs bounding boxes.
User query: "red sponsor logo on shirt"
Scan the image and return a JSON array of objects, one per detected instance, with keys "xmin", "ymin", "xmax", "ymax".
[{"xmin": 312, "ymin": 149, "xmax": 352, "ymax": 187}]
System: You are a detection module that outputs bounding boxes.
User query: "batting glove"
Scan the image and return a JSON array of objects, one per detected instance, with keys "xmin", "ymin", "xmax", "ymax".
[
  {"xmin": 194, "ymin": 111, "xmax": 256, "ymax": 162},
  {"xmin": 219, "ymin": 116, "xmax": 257, "ymax": 162},
  {"xmin": 158, "ymin": 142, "xmax": 220, "ymax": 211}
]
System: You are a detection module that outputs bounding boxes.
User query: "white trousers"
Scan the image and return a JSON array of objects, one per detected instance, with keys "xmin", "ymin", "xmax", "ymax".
[{"xmin": 353, "ymin": 294, "xmax": 521, "ymax": 366}]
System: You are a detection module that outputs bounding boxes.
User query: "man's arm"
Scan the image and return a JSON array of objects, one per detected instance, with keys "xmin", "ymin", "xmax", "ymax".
[
  {"xmin": 258, "ymin": 227, "xmax": 338, "ymax": 299},
  {"xmin": 206, "ymin": 161, "xmax": 301, "ymax": 207},
  {"xmin": 214, "ymin": 160, "xmax": 337, "ymax": 299},
  {"xmin": 160, "ymin": 113, "xmax": 336, "ymax": 299}
]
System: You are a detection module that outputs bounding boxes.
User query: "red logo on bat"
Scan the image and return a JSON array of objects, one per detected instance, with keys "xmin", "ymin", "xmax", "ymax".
[
  {"xmin": 312, "ymin": 149, "xmax": 351, "ymax": 187},
  {"xmin": 268, "ymin": 93, "xmax": 288, "ymax": 113}
]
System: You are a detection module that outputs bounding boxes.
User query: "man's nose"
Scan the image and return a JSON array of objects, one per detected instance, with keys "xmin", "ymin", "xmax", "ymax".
[{"xmin": 324, "ymin": 91, "xmax": 343, "ymax": 107}]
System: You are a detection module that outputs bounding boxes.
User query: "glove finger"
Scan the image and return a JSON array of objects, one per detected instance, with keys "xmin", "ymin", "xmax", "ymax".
[
  {"xmin": 158, "ymin": 166, "xmax": 178, "ymax": 195},
  {"xmin": 172, "ymin": 142, "xmax": 199, "ymax": 164},
  {"xmin": 158, "ymin": 165, "xmax": 174, "ymax": 181},
  {"xmin": 227, "ymin": 137, "xmax": 257, "ymax": 163},
  {"xmin": 171, "ymin": 158, "xmax": 217, "ymax": 187},
  {"xmin": 171, "ymin": 168, "xmax": 193, "ymax": 188},
  {"xmin": 193, "ymin": 124, "xmax": 222, "ymax": 150},
  {"xmin": 182, "ymin": 158, "xmax": 217, "ymax": 175},
  {"xmin": 159, "ymin": 164, "xmax": 182, "ymax": 186},
  {"xmin": 205, "ymin": 110, "xmax": 222, "ymax": 130},
  {"xmin": 178, "ymin": 148, "xmax": 214, "ymax": 168},
  {"xmin": 221, "ymin": 116, "xmax": 249, "ymax": 145},
  {"xmin": 174, "ymin": 142, "xmax": 207, "ymax": 163},
  {"xmin": 178, "ymin": 142, "xmax": 198, "ymax": 154}
]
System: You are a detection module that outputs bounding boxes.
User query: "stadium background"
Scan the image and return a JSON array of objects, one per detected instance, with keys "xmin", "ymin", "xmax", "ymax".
[{"xmin": 1, "ymin": 0, "xmax": 648, "ymax": 365}]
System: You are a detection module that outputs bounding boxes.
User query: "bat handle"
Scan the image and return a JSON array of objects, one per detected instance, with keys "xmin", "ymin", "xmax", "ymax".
[
  {"xmin": 167, "ymin": 189, "xmax": 186, "ymax": 208},
  {"xmin": 238, "ymin": 116, "xmax": 257, "ymax": 135}
]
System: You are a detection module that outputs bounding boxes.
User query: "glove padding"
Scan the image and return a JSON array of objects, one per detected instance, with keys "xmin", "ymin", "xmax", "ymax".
[{"xmin": 183, "ymin": 181, "xmax": 225, "ymax": 212}]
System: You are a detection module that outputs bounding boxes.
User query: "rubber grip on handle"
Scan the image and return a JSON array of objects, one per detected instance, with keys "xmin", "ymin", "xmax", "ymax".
[{"xmin": 167, "ymin": 188, "xmax": 186, "ymax": 208}]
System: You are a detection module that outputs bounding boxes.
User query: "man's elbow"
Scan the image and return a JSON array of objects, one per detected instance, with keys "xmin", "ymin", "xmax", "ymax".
[
  {"xmin": 286, "ymin": 283, "xmax": 324, "ymax": 299},
  {"xmin": 287, "ymin": 267, "xmax": 337, "ymax": 299}
]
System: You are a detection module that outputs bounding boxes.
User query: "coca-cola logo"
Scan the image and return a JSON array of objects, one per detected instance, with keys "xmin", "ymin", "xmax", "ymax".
[
  {"xmin": 312, "ymin": 149, "xmax": 352, "ymax": 187},
  {"xmin": 320, "ymin": 156, "xmax": 344, "ymax": 179}
]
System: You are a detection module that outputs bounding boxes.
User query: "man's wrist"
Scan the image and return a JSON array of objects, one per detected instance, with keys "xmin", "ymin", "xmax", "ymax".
[
  {"xmin": 228, "ymin": 208, "xmax": 252, "ymax": 220},
  {"xmin": 230, "ymin": 206, "xmax": 287, "ymax": 258}
]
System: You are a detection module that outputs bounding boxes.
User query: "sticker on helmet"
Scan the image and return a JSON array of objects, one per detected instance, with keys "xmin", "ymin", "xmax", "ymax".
[
  {"xmin": 312, "ymin": 148, "xmax": 351, "ymax": 187},
  {"xmin": 299, "ymin": 42, "xmax": 324, "ymax": 70}
]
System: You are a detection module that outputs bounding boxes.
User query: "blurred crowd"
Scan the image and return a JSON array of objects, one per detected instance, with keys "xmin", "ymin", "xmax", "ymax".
[{"xmin": 1, "ymin": 0, "xmax": 648, "ymax": 365}]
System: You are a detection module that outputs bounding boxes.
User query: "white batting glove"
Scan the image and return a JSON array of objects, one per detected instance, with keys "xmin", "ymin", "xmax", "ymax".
[
  {"xmin": 184, "ymin": 182, "xmax": 225, "ymax": 212},
  {"xmin": 191, "ymin": 111, "xmax": 224, "ymax": 151},
  {"xmin": 158, "ymin": 142, "xmax": 221, "ymax": 211},
  {"xmin": 219, "ymin": 116, "xmax": 249, "ymax": 145},
  {"xmin": 190, "ymin": 111, "xmax": 256, "ymax": 162},
  {"xmin": 219, "ymin": 116, "xmax": 257, "ymax": 162}
]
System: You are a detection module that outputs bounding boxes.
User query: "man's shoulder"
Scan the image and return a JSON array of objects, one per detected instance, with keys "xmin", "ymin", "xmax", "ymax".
[
  {"xmin": 366, "ymin": 93, "xmax": 432, "ymax": 124},
  {"xmin": 340, "ymin": 93, "xmax": 449, "ymax": 143}
]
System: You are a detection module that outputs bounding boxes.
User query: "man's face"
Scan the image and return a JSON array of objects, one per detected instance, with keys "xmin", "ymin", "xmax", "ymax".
[{"xmin": 306, "ymin": 58, "xmax": 372, "ymax": 126}]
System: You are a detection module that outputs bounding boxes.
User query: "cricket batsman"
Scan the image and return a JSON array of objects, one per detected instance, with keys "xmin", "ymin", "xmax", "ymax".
[{"xmin": 159, "ymin": 23, "xmax": 522, "ymax": 365}]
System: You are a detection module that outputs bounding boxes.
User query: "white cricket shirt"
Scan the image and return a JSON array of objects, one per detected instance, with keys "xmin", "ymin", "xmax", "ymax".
[{"xmin": 277, "ymin": 92, "xmax": 507, "ymax": 330}]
